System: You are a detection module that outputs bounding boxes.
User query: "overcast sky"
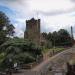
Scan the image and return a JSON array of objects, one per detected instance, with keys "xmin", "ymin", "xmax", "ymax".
[{"xmin": 0, "ymin": 0, "xmax": 75, "ymax": 38}]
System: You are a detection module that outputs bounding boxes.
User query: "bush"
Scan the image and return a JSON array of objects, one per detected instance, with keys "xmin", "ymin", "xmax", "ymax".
[{"xmin": 0, "ymin": 38, "xmax": 43, "ymax": 70}]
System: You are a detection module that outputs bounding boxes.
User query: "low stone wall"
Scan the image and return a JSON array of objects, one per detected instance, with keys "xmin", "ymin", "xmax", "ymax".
[{"xmin": 21, "ymin": 62, "xmax": 37, "ymax": 69}]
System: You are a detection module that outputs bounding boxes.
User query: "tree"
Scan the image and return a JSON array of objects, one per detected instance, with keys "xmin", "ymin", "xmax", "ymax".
[
  {"xmin": 47, "ymin": 32, "xmax": 52, "ymax": 41},
  {"xmin": 58, "ymin": 29, "xmax": 72, "ymax": 46},
  {"xmin": 0, "ymin": 11, "xmax": 15, "ymax": 45},
  {"xmin": 51, "ymin": 31, "xmax": 59, "ymax": 46},
  {"xmin": 41, "ymin": 32, "xmax": 47, "ymax": 39}
]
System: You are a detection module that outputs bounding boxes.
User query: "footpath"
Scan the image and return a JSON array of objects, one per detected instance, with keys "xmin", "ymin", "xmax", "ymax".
[{"xmin": 13, "ymin": 46, "xmax": 75, "ymax": 75}]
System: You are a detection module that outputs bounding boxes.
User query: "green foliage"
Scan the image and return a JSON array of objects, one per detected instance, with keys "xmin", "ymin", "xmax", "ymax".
[
  {"xmin": 14, "ymin": 52, "xmax": 35, "ymax": 64},
  {"xmin": 43, "ymin": 47, "xmax": 65, "ymax": 53},
  {"xmin": 57, "ymin": 29, "xmax": 73, "ymax": 46},
  {"xmin": 42, "ymin": 29, "xmax": 73, "ymax": 47},
  {"xmin": 0, "ymin": 38, "xmax": 42, "ymax": 70},
  {"xmin": 41, "ymin": 32, "xmax": 47, "ymax": 39},
  {"xmin": 0, "ymin": 53, "xmax": 6, "ymax": 64},
  {"xmin": 47, "ymin": 32, "xmax": 52, "ymax": 41},
  {"xmin": 0, "ymin": 11, "xmax": 15, "ymax": 45}
]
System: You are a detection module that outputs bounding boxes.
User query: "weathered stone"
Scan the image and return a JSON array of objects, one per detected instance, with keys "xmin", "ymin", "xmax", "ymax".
[{"xmin": 24, "ymin": 18, "xmax": 40, "ymax": 45}]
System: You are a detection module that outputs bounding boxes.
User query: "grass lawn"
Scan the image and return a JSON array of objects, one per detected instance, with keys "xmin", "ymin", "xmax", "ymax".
[{"xmin": 42, "ymin": 47, "xmax": 65, "ymax": 54}]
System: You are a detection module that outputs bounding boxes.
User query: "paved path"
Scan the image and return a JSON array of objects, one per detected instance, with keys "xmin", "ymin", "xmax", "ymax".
[
  {"xmin": 12, "ymin": 46, "xmax": 75, "ymax": 75},
  {"xmin": 32, "ymin": 46, "xmax": 75, "ymax": 74}
]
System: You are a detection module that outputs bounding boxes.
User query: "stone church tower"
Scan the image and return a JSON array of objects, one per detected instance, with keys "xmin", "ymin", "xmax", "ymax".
[{"xmin": 24, "ymin": 18, "xmax": 40, "ymax": 45}]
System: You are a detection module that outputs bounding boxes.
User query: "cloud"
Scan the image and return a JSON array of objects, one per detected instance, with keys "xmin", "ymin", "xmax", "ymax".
[
  {"xmin": 14, "ymin": 28, "xmax": 24, "ymax": 38},
  {"xmin": 0, "ymin": 0, "xmax": 75, "ymax": 38},
  {"xmin": 38, "ymin": 8, "xmax": 75, "ymax": 16},
  {"xmin": 14, "ymin": 18, "xmax": 26, "ymax": 31},
  {"xmin": 1, "ymin": 0, "xmax": 75, "ymax": 16},
  {"xmin": 70, "ymin": 0, "xmax": 75, "ymax": 2},
  {"xmin": 0, "ymin": 0, "xmax": 28, "ymax": 12}
]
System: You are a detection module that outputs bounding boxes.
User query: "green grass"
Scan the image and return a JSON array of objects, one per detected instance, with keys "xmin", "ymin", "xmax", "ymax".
[
  {"xmin": 42, "ymin": 47, "xmax": 65, "ymax": 53},
  {"xmin": 42, "ymin": 48, "xmax": 50, "ymax": 53},
  {"xmin": 51, "ymin": 47, "xmax": 65, "ymax": 52}
]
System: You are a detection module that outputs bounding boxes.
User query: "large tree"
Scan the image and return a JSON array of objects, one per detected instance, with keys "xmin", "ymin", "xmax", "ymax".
[
  {"xmin": 0, "ymin": 11, "xmax": 15, "ymax": 45},
  {"xmin": 58, "ymin": 29, "xmax": 73, "ymax": 46},
  {"xmin": 51, "ymin": 31, "xmax": 59, "ymax": 46},
  {"xmin": 47, "ymin": 32, "xmax": 52, "ymax": 41},
  {"xmin": 42, "ymin": 29, "xmax": 73, "ymax": 47}
]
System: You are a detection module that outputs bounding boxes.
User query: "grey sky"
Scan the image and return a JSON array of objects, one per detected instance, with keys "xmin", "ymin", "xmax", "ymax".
[{"xmin": 0, "ymin": 0, "xmax": 75, "ymax": 38}]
